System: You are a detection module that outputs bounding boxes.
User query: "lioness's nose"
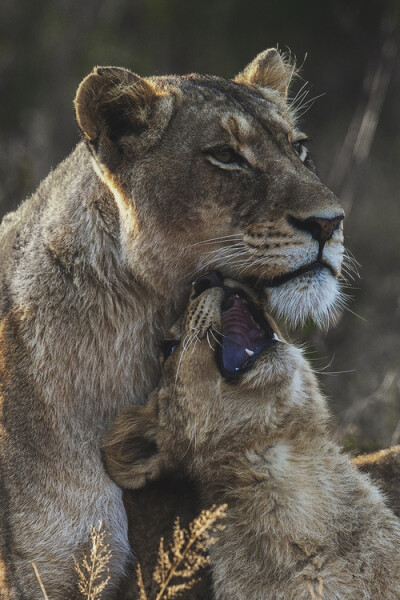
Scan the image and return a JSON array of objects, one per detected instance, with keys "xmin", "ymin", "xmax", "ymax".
[{"xmin": 288, "ymin": 214, "xmax": 344, "ymax": 244}]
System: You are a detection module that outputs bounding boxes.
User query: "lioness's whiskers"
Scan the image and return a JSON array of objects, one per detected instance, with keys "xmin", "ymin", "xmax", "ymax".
[
  {"xmin": 188, "ymin": 246, "xmax": 251, "ymax": 283},
  {"xmin": 224, "ymin": 259, "xmax": 253, "ymax": 272},
  {"xmin": 344, "ymin": 247, "xmax": 361, "ymax": 267},
  {"xmin": 342, "ymin": 251, "xmax": 360, "ymax": 280},
  {"xmin": 179, "ymin": 244, "xmax": 248, "ymax": 285},
  {"xmin": 236, "ymin": 256, "xmax": 273, "ymax": 278},
  {"xmin": 204, "ymin": 242, "xmax": 246, "ymax": 254},
  {"xmin": 340, "ymin": 265, "xmax": 357, "ymax": 282},
  {"xmin": 341, "ymin": 303, "xmax": 366, "ymax": 322},
  {"xmin": 186, "ymin": 234, "xmax": 243, "ymax": 248},
  {"xmin": 201, "ymin": 244, "xmax": 247, "ymax": 260},
  {"xmin": 212, "ymin": 253, "xmax": 250, "ymax": 267},
  {"xmin": 204, "ymin": 253, "xmax": 248, "ymax": 268}
]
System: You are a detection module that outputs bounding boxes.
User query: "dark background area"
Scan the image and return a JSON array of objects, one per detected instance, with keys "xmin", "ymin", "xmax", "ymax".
[{"xmin": 1, "ymin": 0, "xmax": 399, "ymax": 451}]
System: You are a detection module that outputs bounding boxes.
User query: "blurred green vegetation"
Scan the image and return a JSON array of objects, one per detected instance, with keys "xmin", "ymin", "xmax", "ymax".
[{"xmin": 0, "ymin": 0, "xmax": 399, "ymax": 450}]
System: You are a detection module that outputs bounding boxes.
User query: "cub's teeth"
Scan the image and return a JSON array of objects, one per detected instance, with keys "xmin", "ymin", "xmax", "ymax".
[
  {"xmin": 273, "ymin": 333, "xmax": 282, "ymax": 342},
  {"xmin": 245, "ymin": 348, "xmax": 255, "ymax": 356}
]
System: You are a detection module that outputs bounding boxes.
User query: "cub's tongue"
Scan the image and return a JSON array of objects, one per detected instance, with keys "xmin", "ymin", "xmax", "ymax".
[{"xmin": 219, "ymin": 293, "xmax": 274, "ymax": 377}]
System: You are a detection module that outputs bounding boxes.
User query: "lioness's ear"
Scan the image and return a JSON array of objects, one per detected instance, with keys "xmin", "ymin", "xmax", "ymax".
[
  {"xmin": 234, "ymin": 48, "xmax": 293, "ymax": 98},
  {"xmin": 74, "ymin": 66, "xmax": 168, "ymax": 169},
  {"xmin": 103, "ymin": 404, "xmax": 170, "ymax": 489}
]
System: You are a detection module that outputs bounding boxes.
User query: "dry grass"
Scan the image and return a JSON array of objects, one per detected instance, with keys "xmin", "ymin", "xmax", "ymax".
[
  {"xmin": 32, "ymin": 504, "xmax": 227, "ymax": 600},
  {"xmin": 74, "ymin": 522, "xmax": 112, "ymax": 600},
  {"xmin": 32, "ymin": 505, "xmax": 323, "ymax": 600},
  {"xmin": 32, "ymin": 563, "xmax": 49, "ymax": 600},
  {"xmin": 137, "ymin": 503, "xmax": 227, "ymax": 600}
]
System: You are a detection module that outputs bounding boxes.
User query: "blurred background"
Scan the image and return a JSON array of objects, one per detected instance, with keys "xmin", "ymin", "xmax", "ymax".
[{"xmin": 0, "ymin": 0, "xmax": 399, "ymax": 452}]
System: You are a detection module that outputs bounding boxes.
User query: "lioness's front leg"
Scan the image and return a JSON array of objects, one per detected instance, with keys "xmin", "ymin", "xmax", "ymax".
[{"xmin": 0, "ymin": 311, "xmax": 131, "ymax": 599}]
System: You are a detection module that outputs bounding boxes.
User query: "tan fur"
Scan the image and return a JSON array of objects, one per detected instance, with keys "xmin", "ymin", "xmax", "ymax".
[
  {"xmin": 234, "ymin": 48, "xmax": 295, "ymax": 97},
  {"xmin": 353, "ymin": 446, "xmax": 400, "ymax": 517},
  {"xmin": 0, "ymin": 49, "xmax": 344, "ymax": 598},
  {"xmin": 105, "ymin": 283, "xmax": 400, "ymax": 600}
]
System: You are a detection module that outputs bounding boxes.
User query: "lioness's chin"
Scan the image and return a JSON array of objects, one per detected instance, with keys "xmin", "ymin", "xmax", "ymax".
[{"xmin": 265, "ymin": 270, "xmax": 342, "ymax": 328}]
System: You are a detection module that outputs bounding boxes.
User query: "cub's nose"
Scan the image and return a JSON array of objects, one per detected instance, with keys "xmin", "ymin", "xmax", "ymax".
[
  {"xmin": 192, "ymin": 270, "xmax": 224, "ymax": 297},
  {"xmin": 288, "ymin": 214, "xmax": 344, "ymax": 244}
]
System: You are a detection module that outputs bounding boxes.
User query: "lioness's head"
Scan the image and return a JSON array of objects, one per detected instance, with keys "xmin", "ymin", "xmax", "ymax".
[
  {"xmin": 75, "ymin": 48, "xmax": 344, "ymax": 326},
  {"xmin": 103, "ymin": 272, "xmax": 322, "ymax": 489}
]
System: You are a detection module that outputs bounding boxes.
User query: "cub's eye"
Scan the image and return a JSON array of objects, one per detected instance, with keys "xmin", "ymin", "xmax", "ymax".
[
  {"xmin": 162, "ymin": 340, "xmax": 180, "ymax": 361},
  {"xmin": 292, "ymin": 140, "xmax": 309, "ymax": 163}
]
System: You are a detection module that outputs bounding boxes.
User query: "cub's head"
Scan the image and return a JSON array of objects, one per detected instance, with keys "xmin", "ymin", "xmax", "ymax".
[
  {"xmin": 103, "ymin": 272, "xmax": 320, "ymax": 489},
  {"xmin": 75, "ymin": 49, "xmax": 344, "ymax": 327}
]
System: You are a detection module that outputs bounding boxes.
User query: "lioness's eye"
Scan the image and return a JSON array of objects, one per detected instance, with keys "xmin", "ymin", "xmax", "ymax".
[
  {"xmin": 163, "ymin": 340, "xmax": 180, "ymax": 361},
  {"xmin": 292, "ymin": 140, "xmax": 309, "ymax": 163},
  {"xmin": 206, "ymin": 146, "xmax": 247, "ymax": 168},
  {"xmin": 212, "ymin": 148, "xmax": 237, "ymax": 163}
]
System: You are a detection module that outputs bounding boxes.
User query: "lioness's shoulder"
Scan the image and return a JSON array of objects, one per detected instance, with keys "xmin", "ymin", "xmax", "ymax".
[{"xmin": 0, "ymin": 143, "xmax": 107, "ymax": 319}]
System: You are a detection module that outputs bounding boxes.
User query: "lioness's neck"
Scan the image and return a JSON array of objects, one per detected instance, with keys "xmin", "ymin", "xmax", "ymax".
[{"xmin": 5, "ymin": 143, "xmax": 191, "ymax": 428}]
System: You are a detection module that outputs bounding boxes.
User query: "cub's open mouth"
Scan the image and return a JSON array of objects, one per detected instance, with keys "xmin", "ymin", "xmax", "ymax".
[
  {"xmin": 217, "ymin": 289, "xmax": 279, "ymax": 379},
  {"xmin": 192, "ymin": 271, "xmax": 280, "ymax": 379}
]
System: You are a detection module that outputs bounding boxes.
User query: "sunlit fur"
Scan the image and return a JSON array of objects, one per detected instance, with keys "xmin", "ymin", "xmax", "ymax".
[
  {"xmin": 105, "ymin": 284, "xmax": 400, "ymax": 600},
  {"xmin": 266, "ymin": 270, "xmax": 343, "ymax": 328},
  {"xmin": 194, "ymin": 228, "xmax": 346, "ymax": 328},
  {"xmin": 353, "ymin": 446, "xmax": 400, "ymax": 518}
]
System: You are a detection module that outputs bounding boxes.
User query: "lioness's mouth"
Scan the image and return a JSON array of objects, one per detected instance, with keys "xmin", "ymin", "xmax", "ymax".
[{"xmin": 245, "ymin": 260, "xmax": 336, "ymax": 290}]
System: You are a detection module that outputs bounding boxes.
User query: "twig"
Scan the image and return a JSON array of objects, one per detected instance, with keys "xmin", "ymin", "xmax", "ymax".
[{"xmin": 32, "ymin": 563, "xmax": 50, "ymax": 600}]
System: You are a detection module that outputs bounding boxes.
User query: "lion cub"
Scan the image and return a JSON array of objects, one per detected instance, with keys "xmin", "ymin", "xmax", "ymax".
[{"xmin": 104, "ymin": 274, "xmax": 400, "ymax": 600}]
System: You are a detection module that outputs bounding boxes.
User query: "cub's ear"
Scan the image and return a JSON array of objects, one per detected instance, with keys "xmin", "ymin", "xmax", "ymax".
[
  {"xmin": 234, "ymin": 48, "xmax": 294, "ymax": 98},
  {"xmin": 103, "ymin": 404, "xmax": 171, "ymax": 489},
  {"xmin": 74, "ymin": 66, "xmax": 171, "ymax": 169}
]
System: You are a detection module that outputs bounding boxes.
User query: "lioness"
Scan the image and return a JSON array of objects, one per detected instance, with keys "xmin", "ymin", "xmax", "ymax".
[
  {"xmin": 0, "ymin": 49, "xmax": 344, "ymax": 597},
  {"xmin": 105, "ymin": 275, "xmax": 400, "ymax": 600}
]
